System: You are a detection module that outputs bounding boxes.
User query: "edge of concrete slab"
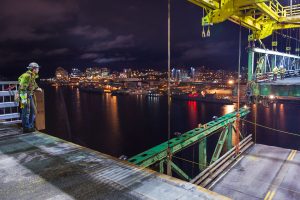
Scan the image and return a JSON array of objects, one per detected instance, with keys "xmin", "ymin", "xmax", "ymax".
[{"xmin": 30, "ymin": 130, "xmax": 231, "ymax": 200}]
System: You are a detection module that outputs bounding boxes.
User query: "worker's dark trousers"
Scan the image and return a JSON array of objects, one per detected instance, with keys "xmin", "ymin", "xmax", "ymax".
[
  {"xmin": 273, "ymin": 74, "xmax": 277, "ymax": 81},
  {"xmin": 21, "ymin": 95, "xmax": 36, "ymax": 129}
]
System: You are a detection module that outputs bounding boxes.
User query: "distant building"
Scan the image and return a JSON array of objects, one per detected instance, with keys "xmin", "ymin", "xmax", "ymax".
[
  {"xmin": 190, "ymin": 67, "xmax": 195, "ymax": 79},
  {"xmin": 124, "ymin": 68, "xmax": 132, "ymax": 78},
  {"xmin": 171, "ymin": 68, "xmax": 176, "ymax": 80},
  {"xmin": 55, "ymin": 67, "xmax": 69, "ymax": 82},
  {"xmin": 70, "ymin": 68, "xmax": 83, "ymax": 83},
  {"xmin": 101, "ymin": 68, "xmax": 110, "ymax": 77},
  {"xmin": 70, "ymin": 68, "xmax": 83, "ymax": 77}
]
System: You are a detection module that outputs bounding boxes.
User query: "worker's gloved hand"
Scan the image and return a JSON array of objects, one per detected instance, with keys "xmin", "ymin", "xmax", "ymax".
[
  {"xmin": 36, "ymin": 87, "xmax": 43, "ymax": 92},
  {"xmin": 21, "ymin": 98, "xmax": 27, "ymax": 105}
]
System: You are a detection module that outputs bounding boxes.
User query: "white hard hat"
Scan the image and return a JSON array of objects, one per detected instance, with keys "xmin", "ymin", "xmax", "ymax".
[{"xmin": 27, "ymin": 62, "xmax": 40, "ymax": 69}]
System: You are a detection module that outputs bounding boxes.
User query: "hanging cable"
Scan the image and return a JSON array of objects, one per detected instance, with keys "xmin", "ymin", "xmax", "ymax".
[
  {"xmin": 234, "ymin": 21, "xmax": 242, "ymax": 156},
  {"xmin": 202, "ymin": 8, "xmax": 206, "ymax": 38},
  {"xmin": 237, "ymin": 23, "xmax": 242, "ymax": 111},
  {"xmin": 275, "ymin": 31, "xmax": 300, "ymax": 43},
  {"xmin": 167, "ymin": 0, "xmax": 172, "ymax": 176},
  {"xmin": 242, "ymin": 119, "xmax": 300, "ymax": 137},
  {"xmin": 272, "ymin": 32, "xmax": 275, "ymax": 51}
]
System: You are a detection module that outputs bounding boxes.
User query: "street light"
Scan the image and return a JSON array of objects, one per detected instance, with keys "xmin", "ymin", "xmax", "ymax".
[{"xmin": 228, "ymin": 80, "xmax": 234, "ymax": 85}]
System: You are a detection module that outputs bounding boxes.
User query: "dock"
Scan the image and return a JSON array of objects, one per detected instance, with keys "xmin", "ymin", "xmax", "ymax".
[
  {"xmin": 210, "ymin": 144, "xmax": 300, "ymax": 200},
  {"xmin": 0, "ymin": 127, "xmax": 228, "ymax": 200}
]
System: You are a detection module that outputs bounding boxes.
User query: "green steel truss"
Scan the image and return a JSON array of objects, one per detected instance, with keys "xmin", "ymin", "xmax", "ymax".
[{"xmin": 128, "ymin": 108, "xmax": 250, "ymax": 180}]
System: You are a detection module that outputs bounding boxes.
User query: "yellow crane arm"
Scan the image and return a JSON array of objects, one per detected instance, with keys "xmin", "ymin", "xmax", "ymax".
[{"xmin": 188, "ymin": 0, "xmax": 300, "ymax": 40}]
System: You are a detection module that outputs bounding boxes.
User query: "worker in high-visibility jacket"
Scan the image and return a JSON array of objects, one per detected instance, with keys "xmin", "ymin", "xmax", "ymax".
[
  {"xmin": 279, "ymin": 66, "xmax": 286, "ymax": 80},
  {"xmin": 272, "ymin": 66, "xmax": 279, "ymax": 81},
  {"xmin": 18, "ymin": 62, "xmax": 42, "ymax": 133}
]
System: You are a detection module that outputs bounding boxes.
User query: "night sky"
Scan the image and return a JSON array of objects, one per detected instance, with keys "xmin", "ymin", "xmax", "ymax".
[{"xmin": 0, "ymin": 0, "xmax": 297, "ymax": 78}]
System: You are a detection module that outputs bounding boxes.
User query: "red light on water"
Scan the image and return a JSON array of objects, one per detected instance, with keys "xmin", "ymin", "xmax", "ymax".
[{"xmin": 188, "ymin": 93, "xmax": 199, "ymax": 97}]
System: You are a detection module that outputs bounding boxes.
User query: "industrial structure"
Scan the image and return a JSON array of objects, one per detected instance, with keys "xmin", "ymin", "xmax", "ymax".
[
  {"xmin": 188, "ymin": 0, "xmax": 300, "ymax": 99},
  {"xmin": 1, "ymin": 0, "xmax": 300, "ymax": 199}
]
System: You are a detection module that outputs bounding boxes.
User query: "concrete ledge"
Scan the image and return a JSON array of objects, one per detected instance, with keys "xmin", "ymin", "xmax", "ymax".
[{"xmin": 0, "ymin": 129, "xmax": 230, "ymax": 200}]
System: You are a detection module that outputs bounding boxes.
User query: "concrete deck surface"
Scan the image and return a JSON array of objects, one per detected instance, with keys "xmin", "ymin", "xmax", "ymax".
[
  {"xmin": 0, "ymin": 128, "xmax": 229, "ymax": 200},
  {"xmin": 260, "ymin": 77, "xmax": 300, "ymax": 85},
  {"xmin": 211, "ymin": 144, "xmax": 300, "ymax": 200}
]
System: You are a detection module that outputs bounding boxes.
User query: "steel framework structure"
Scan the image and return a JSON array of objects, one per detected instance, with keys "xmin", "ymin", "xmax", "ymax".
[
  {"xmin": 188, "ymin": 0, "xmax": 300, "ymax": 40},
  {"xmin": 248, "ymin": 47, "xmax": 300, "ymax": 81},
  {"xmin": 128, "ymin": 108, "xmax": 250, "ymax": 181}
]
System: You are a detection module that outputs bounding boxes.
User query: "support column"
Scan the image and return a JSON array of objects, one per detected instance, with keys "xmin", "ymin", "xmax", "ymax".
[
  {"xmin": 170, "ymin": 161, "xmax": 191, "ymax": 181},
  {"xmin": 227, "ymin": 123, "xmax": 233, "ymax": 150},
  {"xmin": 159, "ymin": 160, "xmax": 164, "ymax": 174},
  {"xmin": 271, "ymin": 55, "xmax": 276, "ymax": 70},
  {"xmin": 199, "ymin": 138, "xmax": 207, "ymax": 171},
  {"xmin": 167, "ymin": 148, "xmax": 172, "ymax": 176},
  {"xmin": 248, "ymin": 50, "xmax": 254, "ymax": 81}
]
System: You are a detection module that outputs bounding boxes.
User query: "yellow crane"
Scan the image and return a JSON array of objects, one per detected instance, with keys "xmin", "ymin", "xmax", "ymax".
[{"xmin": 188, "ymin": 0, "xmax": 300, "ymax": 40}]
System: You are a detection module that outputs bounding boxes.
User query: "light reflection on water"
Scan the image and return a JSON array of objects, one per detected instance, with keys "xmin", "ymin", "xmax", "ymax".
[
  {"xmin": 44, "ymin": 86, "xmax": 300, "ymax": 158},
  {"xmin": 221, "ymin": 104, "xmax": 235, "ymax": 115},
  {"xmin": 187, "ymin": 101, "xmax": 198, "ymax": 128}
]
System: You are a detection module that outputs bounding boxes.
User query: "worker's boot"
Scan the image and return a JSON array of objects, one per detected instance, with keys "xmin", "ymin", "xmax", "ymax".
[
  {"xmin": 23, "ymin": 128, "xmax": 36, "ymax": 133},
  {"xmin": 28, "ymin": 128, "xmax": 36, "ymax": 133},
  {"xmin": 23, "ymin": 128, "xmax": 31, "ymax": 133}
]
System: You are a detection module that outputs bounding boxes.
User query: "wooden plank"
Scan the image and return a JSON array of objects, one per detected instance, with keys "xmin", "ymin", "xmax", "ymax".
[{"xmin": 35, "ymin": 91, "xmax": 45, "ymax": 130}]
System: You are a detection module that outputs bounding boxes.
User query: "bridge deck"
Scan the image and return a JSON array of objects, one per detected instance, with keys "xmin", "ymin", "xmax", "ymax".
[
  {"xmin": 260, "ymin": 77, "xmax": 300, "ymax": 85},
  {"xmin": 0, "ymin": 127, "xmax": 229, "ymax": 200},
  {"xmin": 211, "ymin": 144, "xmax": 300, "ymax": 200}
]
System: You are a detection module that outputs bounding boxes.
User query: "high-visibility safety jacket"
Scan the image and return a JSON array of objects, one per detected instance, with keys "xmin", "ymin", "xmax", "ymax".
[
  {"xmin": 280, "ymin": 68, "xmax": 286, "ymax": 74},
  {"xmin": 18, "ymin": 70, "xmax": 39, "ymax": 100},
  {"xmin": 272, "ymin": 67, "xmax": 279, "ymax": 74}
]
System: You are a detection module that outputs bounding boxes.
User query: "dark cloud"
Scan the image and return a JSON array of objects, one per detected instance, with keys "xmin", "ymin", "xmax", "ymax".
[
  {"xmin": 88, "ymin": 34, "xmax": 135, "ymax": 51},
  {"xmin": 69, "ymin": 25, "xmax": 111, "ymax": 39},
  {"xmin": 94, "ymin": 57, "xmax": 136, "ymax": 64},
  {"xmin": 181, "ymin": 41, "xmax": 236, "ymax": 60},
  {"xmin": 80, "ymin": 53, "xmax": 100, "ymax": 59},
  {"xmin": 46, "ymin": 48, "xmax": 70, "ymax": 56},
  {"xmin": 0, "ymin": 0, "xmax": 78, "ymax": 41}
]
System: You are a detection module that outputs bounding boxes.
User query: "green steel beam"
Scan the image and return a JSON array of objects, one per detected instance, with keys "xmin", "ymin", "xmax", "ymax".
[
  {"xmin": 259, "ymin": 84, "xmax": 300, "ymax": 97},
  {"xmin": 159, "ymin": 160, "xmax": 164, "ymax": 173},
  {"xmin": 170, "ymin": 161, "xmax": 191, "ymax": 181},
  {"xmin": 271, "ymin": 56, "xmax": 276, "ymax": 70},
  {"xmin": 210, "ymin": 127, "xmax": 229, "ymax": 165},
  {"xmin": 128, "ymin": 108, "xmax": 250, "ymax": 167},
  {"xmin": 248, "ymin": 50, "xmax": 254, "ymax": 81},
  {"xmin": 199, "ymin": 138, "xmax": 207, "ymax": 171},
  {"xmin": 227, "ymin": 123, "xmax": 233, "ymax": 151}
]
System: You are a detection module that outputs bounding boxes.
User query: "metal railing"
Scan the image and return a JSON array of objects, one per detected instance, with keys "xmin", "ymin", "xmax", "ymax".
[
  {"xmin": 284, "ymin": 4, "xmax": 300, "ymax": 17},
  {"xmin": 0, "ymin": 81, "xmax": 21, "ymax": 126},
  {"xmin": 269, "ymin": 0, "xmax": 286, "ymax": 17}
]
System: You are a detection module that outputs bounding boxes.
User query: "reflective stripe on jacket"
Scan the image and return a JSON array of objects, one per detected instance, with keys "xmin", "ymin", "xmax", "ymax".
[{"xmin": 18, "ymin": 70, "xmax": 39, "ymax": 99}]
